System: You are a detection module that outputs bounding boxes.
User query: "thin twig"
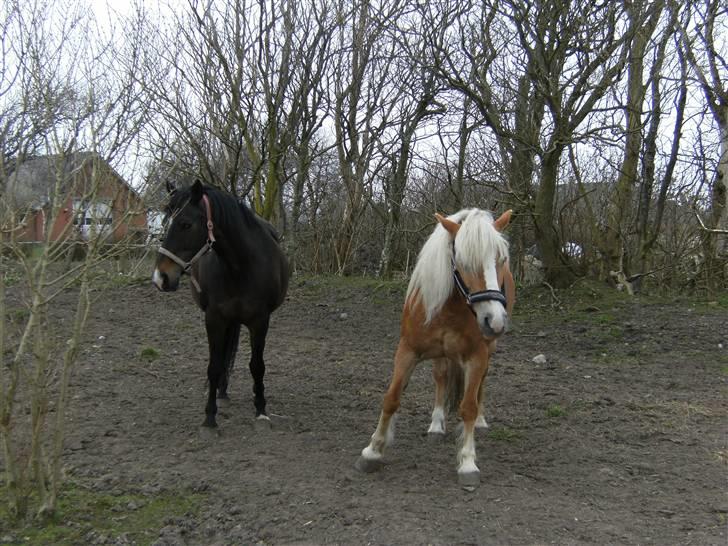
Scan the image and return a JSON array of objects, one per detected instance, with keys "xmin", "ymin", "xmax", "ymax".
[
  {"xmin": 694, "ymin": 210, "xmax": 728, "ymax": 234},
  {"xmin": 542, "ymin": 281, "xmax": 561, "ymax": 306}
]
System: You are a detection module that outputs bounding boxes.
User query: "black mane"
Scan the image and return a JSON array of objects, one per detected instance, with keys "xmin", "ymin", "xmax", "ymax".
[{"xmin": 169, "ymin": 184, "xmax": 279, "ymax": 243}]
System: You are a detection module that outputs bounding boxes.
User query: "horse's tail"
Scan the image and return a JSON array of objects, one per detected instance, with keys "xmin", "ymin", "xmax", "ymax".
[
  {"xmin": 207, "ymin": 322, "xmax": 241, "ymax": 396},
  {"xmin": 225, "ymin": 323, "xmax": 241, "ymax": 380},
  {"xmin": 445, "ymin": 360, "xmax": 464, "ymax": 414}
]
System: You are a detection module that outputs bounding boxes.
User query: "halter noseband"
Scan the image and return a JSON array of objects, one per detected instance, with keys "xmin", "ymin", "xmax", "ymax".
[
  {"xmin": 157, "ymin": 193, "xmax": 215, "ymax": 292},
  {"xmin": 451, "ymin": 246, "xmax": 507, "ymax": 311}
]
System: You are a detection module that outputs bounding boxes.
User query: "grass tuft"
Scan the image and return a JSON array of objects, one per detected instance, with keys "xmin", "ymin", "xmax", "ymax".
[
  {"xmin": 0, "ymin": 482, "xmax": 204, "ymax": 545},
  {"xmin": 546, "ymin": 404, "xmax": 567, "ymax": 418},
  {"xmin": 489, "ymin": 426, "xmax": 521, "ymax": 442},
  {"xmin": 140, "ymin": 347, "xmax": 161, "ymax": 362}
]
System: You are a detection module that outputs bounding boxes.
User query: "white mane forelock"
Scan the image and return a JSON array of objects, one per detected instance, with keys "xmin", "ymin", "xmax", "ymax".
[{"xmin": 406, "ymin": 209, "xmax": 509, "ymax": 323}]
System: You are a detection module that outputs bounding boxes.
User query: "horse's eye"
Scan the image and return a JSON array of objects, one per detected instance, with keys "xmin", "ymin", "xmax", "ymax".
[{"xmin": 179, "ymin": 221, "xmax": 192, "ymax": 230}]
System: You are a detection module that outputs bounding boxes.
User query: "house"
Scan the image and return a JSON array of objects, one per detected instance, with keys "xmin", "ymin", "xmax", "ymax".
[{"xmin": 3, "ymin": 152, "xmax": 147, "ymax": 244}]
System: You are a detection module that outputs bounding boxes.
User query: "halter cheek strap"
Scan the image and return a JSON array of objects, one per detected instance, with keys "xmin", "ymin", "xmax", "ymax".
[
  {"xmin": 451, "ymin": 249, "xmax": 508, "ymax": 311},
  {"xmin": 157, "ymin": 194, "xmax": 215, "ymax": 293}
]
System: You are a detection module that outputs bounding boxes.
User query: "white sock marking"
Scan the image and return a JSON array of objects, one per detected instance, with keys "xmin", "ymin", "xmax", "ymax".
[{"xmin": 428, "ymin": 407, "xmax": 446, "ymax": 434}]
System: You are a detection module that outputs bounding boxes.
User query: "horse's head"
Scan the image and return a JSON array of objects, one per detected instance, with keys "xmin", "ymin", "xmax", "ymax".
[
  {"xmin": 152, "ymin": 180, "xmax": 212, "ymax": 292},
  {"xmin": 436, "ymin": 209, "xmax": 513, "ymax": 339}
]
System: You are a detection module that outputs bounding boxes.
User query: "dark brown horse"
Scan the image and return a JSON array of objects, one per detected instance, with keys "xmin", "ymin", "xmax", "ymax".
[
  {"xmin": 153, "ymin": 180, "xmax": 289, "ymax": 431},
  {"xmin": 356, "ymin": 209, "xmax": 515, "ymax": 487}
]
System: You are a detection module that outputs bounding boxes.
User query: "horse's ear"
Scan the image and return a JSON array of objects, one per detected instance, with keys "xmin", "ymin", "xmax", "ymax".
[
  {"xmin": 165, "ymin": 180, "xmax": 176, "ymax": 194},
  {"xmin": 435, "ymin": 213, "xmax": 460, "ymax": 236},
  {"xmin": 190, "ymin": 179, "xmax": 204, "ymax": 203},
  {"xmin": 494, "ymin": 209, "xmax": 513, "ymax": 231}
]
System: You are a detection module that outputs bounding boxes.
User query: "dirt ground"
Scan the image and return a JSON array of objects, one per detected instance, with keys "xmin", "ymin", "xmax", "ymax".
[{"xmin": 9, "ymin": 274, "xmax": 728, "ymax": 544}]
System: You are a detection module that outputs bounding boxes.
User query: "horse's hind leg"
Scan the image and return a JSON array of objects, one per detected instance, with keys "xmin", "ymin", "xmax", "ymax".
[
  {"xmin": 248, "ymin": 317, "xmax": 270, "ymax": 425},
  {"xmin": 217, "ymin": 323, "xmax": 241, "ymax": 402},
  {"xmin": 356, "ymin": 341, "xmax": 418, "ymax": 472},
  {"xmin": 427, "ymin": 358, "xmax": 448, "ymax": 436},
  {"xmin": 476, "ymin": 340, "xmax": 496, "ymax": 429}
]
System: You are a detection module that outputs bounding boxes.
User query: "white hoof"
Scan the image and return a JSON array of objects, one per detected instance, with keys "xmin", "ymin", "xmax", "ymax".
[
  {"xmin": 427, "ymin": 421, "xmax": 446, "ymax": 434},
  {"xmin": 458, "ymin": 469, "xmax": 480, "ymax": 488},
  {"xmin": 355, "ymin": 456, "xmax": 384, "ymax": 473},
  {"xmin": 458, "ymin": 459, "xmax": 480, "ymax": 488},
  {"xmin": 254, "ymin": 414, "xmax": 272, "ymax": 431},
  {"xmin": 356, "ymin": 446, "xmax": 384, "ymax": 473}
]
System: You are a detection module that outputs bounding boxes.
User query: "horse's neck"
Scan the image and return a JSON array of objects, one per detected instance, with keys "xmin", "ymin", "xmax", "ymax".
[{"xmin": 215, "ymin": 218, "xmax": 256, "ymax": 270}]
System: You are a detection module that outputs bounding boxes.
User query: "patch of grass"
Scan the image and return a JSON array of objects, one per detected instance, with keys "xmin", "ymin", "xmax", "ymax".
[
  {"xmin": 626, "ymin": 400, "xmax": 717, "ymax": 430},
  {"xmin": 693, "ymin": 292, "xmax": 728, "ymax": 310},
  {"xmin": 607, "ymin": 325, "xmax": 623, "ymax": 338},
  {"xmin": 514, "ymin": 279, "xmax": 636, "ymax": 328},
  {"xmin": 721, "ymin": 366, "xmax": 728, "ymax": 376},
  {"xmin": 597, "ymin": 313, "xmax": 616, "ymax": 324},
  {"xmin": 546, "ymin": 404, "xmax": 567, "ymax": 418},
  {"xmin": 0, "ymin": 482, "xmax": 204, "ymax": 545},
  {"xmin": 489, "ymin": 426, "xmax": 521, "ymax": 442},
  {"xmin": 2, "ymin": 267, "xmax": 24, "ymax": 287},
  {"xmin": 8, "ymin": 307, "xmax": 30, "ymax": 323},
  {"xmin": 296, "ymin": 273, "xmax": 406, "ymax": 293},
  {"xmin": 140, "ymin": 347, "xmax": 161, "ymax": 362}
]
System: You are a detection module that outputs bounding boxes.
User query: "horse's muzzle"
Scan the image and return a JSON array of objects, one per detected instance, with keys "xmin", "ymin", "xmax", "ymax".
[
  {"xmin": 480, "ymin": 316, "xmax": 507, "ymax": 339},
  {"xmin": 152, "ymin": 268, "xmax": 180, "ymax": 292}
]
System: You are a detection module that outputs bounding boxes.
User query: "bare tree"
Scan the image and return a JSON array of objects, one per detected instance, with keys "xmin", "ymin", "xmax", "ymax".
[
  {"xmin": 673, "ymin": 0, "xmax": 728, "ymax": 274},
  {"xmin": 419, "ymin": 0, "xmax": 637, "ymax": 286},
  {"xmin": 331, "ymin": 0, "xmax": 401, "ymax": 273},
  {"xmin": 602, "ymin": 0, "xmax": 665, "ymax": 280},
  {"xmin": 376, "ymin": 10, "xmax": 445, "ymax": 277},
  {"xmin": 138, "ymin": 0, "xmax": 258, "ymax": 194},
  {"xmin": 284, "ymin": 0, "xmax": 336, "ymax": 269},
  {"xmin": 0, "ymin": 0, "xmax": 148, "ymax": 519},
  {"xmin": 634, "ymin": 6, "xmax": 686, "ymax": 288}
]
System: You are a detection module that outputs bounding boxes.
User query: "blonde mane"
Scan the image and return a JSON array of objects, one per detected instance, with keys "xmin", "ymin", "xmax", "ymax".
[{"xmin": 406, "ymin": 209, "xmax": 509, "ymax": 323}]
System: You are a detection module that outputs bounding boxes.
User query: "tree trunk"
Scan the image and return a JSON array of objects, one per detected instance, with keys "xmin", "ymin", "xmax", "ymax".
[
  {"xmin": 603, "ymin": 1, "xmax": 656, "ymax": 280},
  {"xmin": 534, "ymin": 145, "xmax": 574, "ymax": 287},
  {"xmin": 714, "ymin": 108, "xmax": 728, "ymax": 257}
]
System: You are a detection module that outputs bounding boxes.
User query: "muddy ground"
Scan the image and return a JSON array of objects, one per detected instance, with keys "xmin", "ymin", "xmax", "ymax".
[{"xmin": 6, "ymin": 274, "xmax": 728, "ymax": 544}]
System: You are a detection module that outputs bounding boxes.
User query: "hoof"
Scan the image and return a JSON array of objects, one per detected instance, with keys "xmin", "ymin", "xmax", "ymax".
[
  {"xmin": 199, "ymin": 425, "xmax": 220, "ymax": 440},
  {"xmin": 217, "ymin": 395, "xmax": 231, "ymax": 407},
  {"xmin": 458, "ymin": 470, "xmax": 480, "ymax": 489},
  {"xmin": 427, "ymin": 431, "xmax": 446, "ymax": 443},
  {"xmin": 475, "ymin": 416, "xmax": 489, "ymax": 429},
  {"xmin": 254, "ymin": 415, "xmax": 272, "ymax": 432},
  {"xmin": 355, "ymin": 456, "xmax": 383, "ymax": 473}
]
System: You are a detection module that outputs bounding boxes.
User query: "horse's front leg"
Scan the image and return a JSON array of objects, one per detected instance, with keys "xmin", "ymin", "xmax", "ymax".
[
  {"xmin": 457, "ymin": 344, "xmax": 490, "ymax": 488},
  {"xmin": 356, "ymin": 341, "xmax": 418, "ymax": 472},
  {"xmin": 203, "ymin": 315, "xmax": 228, "ymax": 429}
]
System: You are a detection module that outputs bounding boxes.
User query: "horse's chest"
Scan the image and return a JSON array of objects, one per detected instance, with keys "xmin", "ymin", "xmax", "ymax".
[{"xmin": 405, "ymin": 324, "xmax": 482, "ymax": 361}]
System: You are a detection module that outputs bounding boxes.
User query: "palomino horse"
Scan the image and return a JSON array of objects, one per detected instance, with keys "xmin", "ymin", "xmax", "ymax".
[
  {"xmin": 356, "ymin": 208, "xmax": 515, "ymax": 487},
  {"xmin": 153, "ymin": 180, "xmax": 289, "ymax": 431}
]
